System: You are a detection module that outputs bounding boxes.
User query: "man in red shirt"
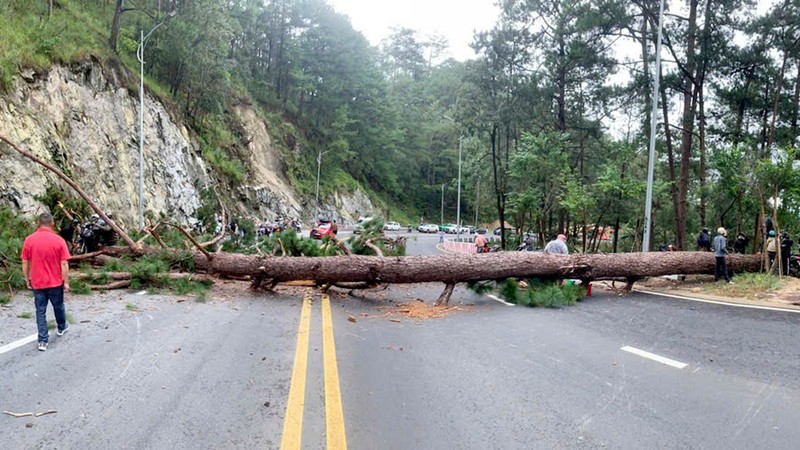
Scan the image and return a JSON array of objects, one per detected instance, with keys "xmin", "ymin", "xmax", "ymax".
[{"xmin": 21, "ymin": 213, "xmax": 71, "ymax": 351}]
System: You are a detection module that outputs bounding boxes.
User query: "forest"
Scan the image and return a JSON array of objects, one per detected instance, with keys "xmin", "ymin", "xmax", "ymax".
[{"xmin": 1, "ymin": 0, "xmax": 799, "ymax": 253}]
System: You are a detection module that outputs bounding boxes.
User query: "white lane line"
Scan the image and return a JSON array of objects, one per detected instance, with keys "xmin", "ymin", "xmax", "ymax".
[
  {"xmin": 0, "ymin": 334, "xmax": 38, "ymax": 355},
  {"xmin": 621, "ymin": 346, "xmax": 687, "ymax": 369},
  {"xmin": 487, "ymin": 294, "xmax": 515, "ymax": 307},
  {"xmin": 637, "ymin": 289, "xmax": 800, "ymax": 314}
]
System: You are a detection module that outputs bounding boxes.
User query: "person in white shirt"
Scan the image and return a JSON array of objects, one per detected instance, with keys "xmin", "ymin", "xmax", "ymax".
[{"xmin": 544, "ymin": 234, "xmax": 568, "ymax": 254}]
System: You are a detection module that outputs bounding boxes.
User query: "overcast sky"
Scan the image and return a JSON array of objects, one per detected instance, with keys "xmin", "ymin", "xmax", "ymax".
[
  {"xmin": 328, "ymin": 0, "xmax": 780, "ymax": 63},
  {"xmin": 327, "ymin": 0, "xmax": 500, "ymax": 61}
]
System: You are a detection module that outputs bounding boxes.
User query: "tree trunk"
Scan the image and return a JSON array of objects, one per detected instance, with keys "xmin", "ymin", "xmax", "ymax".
[
  {"xmin": 86, "ymin": 247, "xmax": 762, "ymax": 285},
  {"xmin": 792, "ymin": 60, "xmax": 800, "ymax": 137},
  {"xmin": 676, "ymin": 0, "xmax": 699, "ymax": 250},
  {"xmin": 0, "ymin": 133, "xmax": 141, "ymax": 252},
  {"xmin": 109, "ymin": 0, "xmax": 125, "ymax": 51},
  {"xmin": 768, "ymin": 51, "xmax": 789, "ymax": 149},
  {"xmin": 699, "ymin": 85, "xmax": 707, "ymax": 227},
  {"xmin": 661, "ymin": 79, "xmax": 681, "ymax": 246}
]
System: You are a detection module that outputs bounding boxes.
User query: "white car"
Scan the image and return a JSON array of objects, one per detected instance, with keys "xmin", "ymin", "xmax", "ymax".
[
  {"xmin": 354, "ymin": 217, "xmax": 374, "ymax": 234},
  {"xmin": 418, "ymin": 223, "xmax": 439, "ymax": 233},
  {"xmin": 384, "ymin": 221, "xmax": 401, "ymax": 231}
]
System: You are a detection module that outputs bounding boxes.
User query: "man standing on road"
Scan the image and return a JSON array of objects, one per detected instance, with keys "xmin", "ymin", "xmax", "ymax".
[
  {"xmin": 544, "ymin": 234, "xmax": 569, "ymax": 255},
  {"xmin": 713, "ymin": 227, "xmax": 732, "ymax": 284},
  {"xmin": 21, "ymin": 213, "xmax": 71, "ymax": 351}
]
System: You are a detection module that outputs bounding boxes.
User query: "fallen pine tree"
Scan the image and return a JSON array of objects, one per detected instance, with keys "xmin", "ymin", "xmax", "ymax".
[
  {"xmin": 73, "ymin": 246, "xmax": 762, "ymax": 304},
  {"xmin": 1, "ymin": 133, "xmax": 763, "ymax": 305}
]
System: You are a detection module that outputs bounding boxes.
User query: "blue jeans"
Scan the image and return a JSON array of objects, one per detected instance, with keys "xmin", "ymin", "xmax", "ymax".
[{"xmin": 34, "ymin": 285, "xmax": 66, "ymax": 343}]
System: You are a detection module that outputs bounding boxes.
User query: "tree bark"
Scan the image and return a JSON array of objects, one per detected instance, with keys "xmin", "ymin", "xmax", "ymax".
[
  {"xmin": 0, "ymin": 133, "xmax": 141, "ymax": 252},
  {"xmin": 84, "ymin": 247, "xmax": 763, "ymax": 285},
  {"xmin": 676, "ymin": 0, "xmax": 699, "ymax": 250},
  {"xmin": 109, "ymin": 0, "xmax": 125, "ymax": 51}
]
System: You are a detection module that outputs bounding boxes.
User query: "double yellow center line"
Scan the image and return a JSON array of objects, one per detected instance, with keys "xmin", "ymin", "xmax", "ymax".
[{"xmin": 280, "ymin": 291, "xmax": 347, "ymax": 449}]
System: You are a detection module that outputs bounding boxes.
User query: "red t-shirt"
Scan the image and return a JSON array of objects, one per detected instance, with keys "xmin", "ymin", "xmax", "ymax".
[{"xmin": 21, "ymin": 227, "xmax": 70, "ymax": 290}]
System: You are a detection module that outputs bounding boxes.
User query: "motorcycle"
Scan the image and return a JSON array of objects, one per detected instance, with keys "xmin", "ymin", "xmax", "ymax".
[
  {"xmin": 789, "ymin": 254, "xmax": 800, "ymax": 277},
  {"xmin": 75, "ymin": 223, "xmax": 96, "ymax": 255}
]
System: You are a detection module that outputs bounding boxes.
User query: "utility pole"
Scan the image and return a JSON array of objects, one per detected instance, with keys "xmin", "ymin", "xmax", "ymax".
[
  {"xmin": 456, "ymin": 135, "xmax": 463, "ymax": 236},
  {"xmin": 136, "ymin": 10, "xmax": 176, "ymax": 231},
  {"xmin": 642, "ymin": 0, "xmax": 666, "ymax": 252},
  {"xmin": 441, "ymin": 113, "xmax": 463, "ymax": 235},
  {"xmin": 440, "ymin": 183, "xmax": 444, "ymax": 225},
  {"xmin": 475, "ymin": 177, "xmax": 480, "ymax": 227}
]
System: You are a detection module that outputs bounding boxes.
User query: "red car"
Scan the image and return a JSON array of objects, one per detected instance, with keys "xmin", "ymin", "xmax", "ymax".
[{"xmin": 310, "ymin": 220, "xmax": 335, "ymax": 239}]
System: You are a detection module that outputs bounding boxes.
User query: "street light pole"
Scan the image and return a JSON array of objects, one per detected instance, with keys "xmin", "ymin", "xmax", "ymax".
[
  {"xmin": 138, "ymin": 29, "xmax": 144, "ymax": 231},
  {"xmin": 456, "ymin": 135, "xmax": 463, "ymax": 237},
  {"xmin": 440, "ymin": 184, "xmax": 444, "ymax": 225},
  {"xmin": 642, "ymin": 0, "xmax": 666, "ymax": 252},
  {"xmin": 136, "ymin": 11, "xmax": 175, "ymax": 231},
  {"xmin": 475, "ymin": 176, "xmax": 480, "ymax": 228},
  {"xmin": 441, "ymin": 113, "xmax": 464, "ymax": 236}
]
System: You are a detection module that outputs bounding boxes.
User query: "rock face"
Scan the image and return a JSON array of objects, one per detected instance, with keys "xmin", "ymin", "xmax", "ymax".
[
  {"xmin": 0, "ymin": 61, "xmax": 375, "ymax": 228},
  {"xmin": 0, "ymin": 61, "xmax": 205, "ymax": 228}
]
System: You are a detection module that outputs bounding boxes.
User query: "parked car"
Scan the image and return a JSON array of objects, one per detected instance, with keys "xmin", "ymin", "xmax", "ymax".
[
  {"xmin": 418, "ymin": 223, "xmax": 439, "ymax": 233},
  {"xmin": 493, "ymin": 226, "xmax": 515, "ymax": 235},
  {"xmin": 476, "ymin": 227, "xmax": 488, "ymax": 234},
  {"xmin": 383, "ymin": 221, "xmax": 401, "ymax": 231},
  {"xmin": 354, "ymin": 217, "xmax": 374, "ymax": 234},
  {"xmin": 310, "ymin": 220, "xmax": 334, "ymax": 239},
  {"xmin": 443, "ymin": 223, "xmax": 460, "ymax": 234}
]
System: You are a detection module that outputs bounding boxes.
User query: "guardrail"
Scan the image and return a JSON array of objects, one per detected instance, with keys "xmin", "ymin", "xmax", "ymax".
[{"xmin": 443, "ymin": 237, "xmax": 477, "ymax": 254}]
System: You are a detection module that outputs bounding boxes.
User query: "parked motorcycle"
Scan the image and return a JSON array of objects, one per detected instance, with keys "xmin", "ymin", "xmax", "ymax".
[{"xmin": 789, "ymin": 254, "xmax": 800, "ymax": 277}]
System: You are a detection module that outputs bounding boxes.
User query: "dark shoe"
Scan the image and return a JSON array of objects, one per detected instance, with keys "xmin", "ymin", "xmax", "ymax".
[
  {"xmin": 57, "ymin": 322, "xmax": 70, "ymax": 336},
  {"xmin": 38, "ymin": 341, "xmax": 48, "ymax": 352}
]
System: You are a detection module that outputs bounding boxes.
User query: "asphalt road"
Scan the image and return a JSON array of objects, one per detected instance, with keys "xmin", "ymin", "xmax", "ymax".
[{"xmin": 2, "ymin": 232, "xmax": 799, "ymax": 449}]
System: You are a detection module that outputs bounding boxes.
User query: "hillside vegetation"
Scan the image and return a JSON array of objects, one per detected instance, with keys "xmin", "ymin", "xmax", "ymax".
[{"xmin": 0, "ymin": 0, "xmax": 466, "ymax": 226}]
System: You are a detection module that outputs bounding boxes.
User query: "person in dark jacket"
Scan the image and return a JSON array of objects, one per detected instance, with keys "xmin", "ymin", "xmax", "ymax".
[
  {"xmin": 59, "ymin": 219, "xmax": 80, "ymax": 253},
  {"xmin": 697, "ymin": 227, "xmax": 711, "ymax": 251},
  {"xmin": 733, "ymin": 232, "xmax": 748, "ymax": 254},
  {"xmin": 713, "ymin": 227, "xmax": 732, "ymax": 283},
  {"xmin": 780, "ymin": 232, "xmax": 794, "ymax": 275}
]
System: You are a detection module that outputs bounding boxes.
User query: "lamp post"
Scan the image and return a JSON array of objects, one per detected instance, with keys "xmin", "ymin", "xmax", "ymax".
[
  {"xmin": 315, "ymin": 149, "xmax": 331, "ymax": 219},
  {"xmin": 442, "ymin": 113, "xmax": 463, "ymax": 236},
  {"xmin": 440, "ymin": 183, "xmax": 444, "ymax": 225},
  {"xmin": 136, "ymin": 11, "xmax": 175, "ymax": 231},
  {"xmin": 475, "ymin": 176, "xmax": 480, "ymax": 228},
  {"xmin": 455, "ymin": 135, "xmax": 463, "ymax": 236},
  {"xmin": 642, "ymin": 0, "xmax": 666, "ymax": 252}
]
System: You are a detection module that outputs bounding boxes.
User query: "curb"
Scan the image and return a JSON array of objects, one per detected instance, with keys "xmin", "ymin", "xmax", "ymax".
[{"xmin": 635, "ymin": 289, "xmax": 800, "ymax": 314}]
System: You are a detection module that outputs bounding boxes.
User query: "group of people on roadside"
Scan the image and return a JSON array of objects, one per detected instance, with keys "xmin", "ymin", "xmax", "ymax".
[
  {"xmin": 255, "ymin": 217, "xmax": 302, "ymax": 237},
  {"xmin": 699, "ymin": 225, "xmax": 796, "ymax": 275},
  {"xmin": 765, "ymin": 230, "xmax": 794, "ymax": 275},
  {"xmin": 57, "ymin": 212, "xmax": 119, "ymax": 254}
]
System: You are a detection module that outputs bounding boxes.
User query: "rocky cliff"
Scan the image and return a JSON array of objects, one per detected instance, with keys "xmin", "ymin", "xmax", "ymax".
[{"xmin": 0, "ymin": 60, "xmax": 375, "ymax": 228}]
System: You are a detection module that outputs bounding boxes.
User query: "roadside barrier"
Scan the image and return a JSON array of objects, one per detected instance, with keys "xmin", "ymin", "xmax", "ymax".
[{"xmin": 444, "ymin": 238, "xmax": 477, "ymax": 254}]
